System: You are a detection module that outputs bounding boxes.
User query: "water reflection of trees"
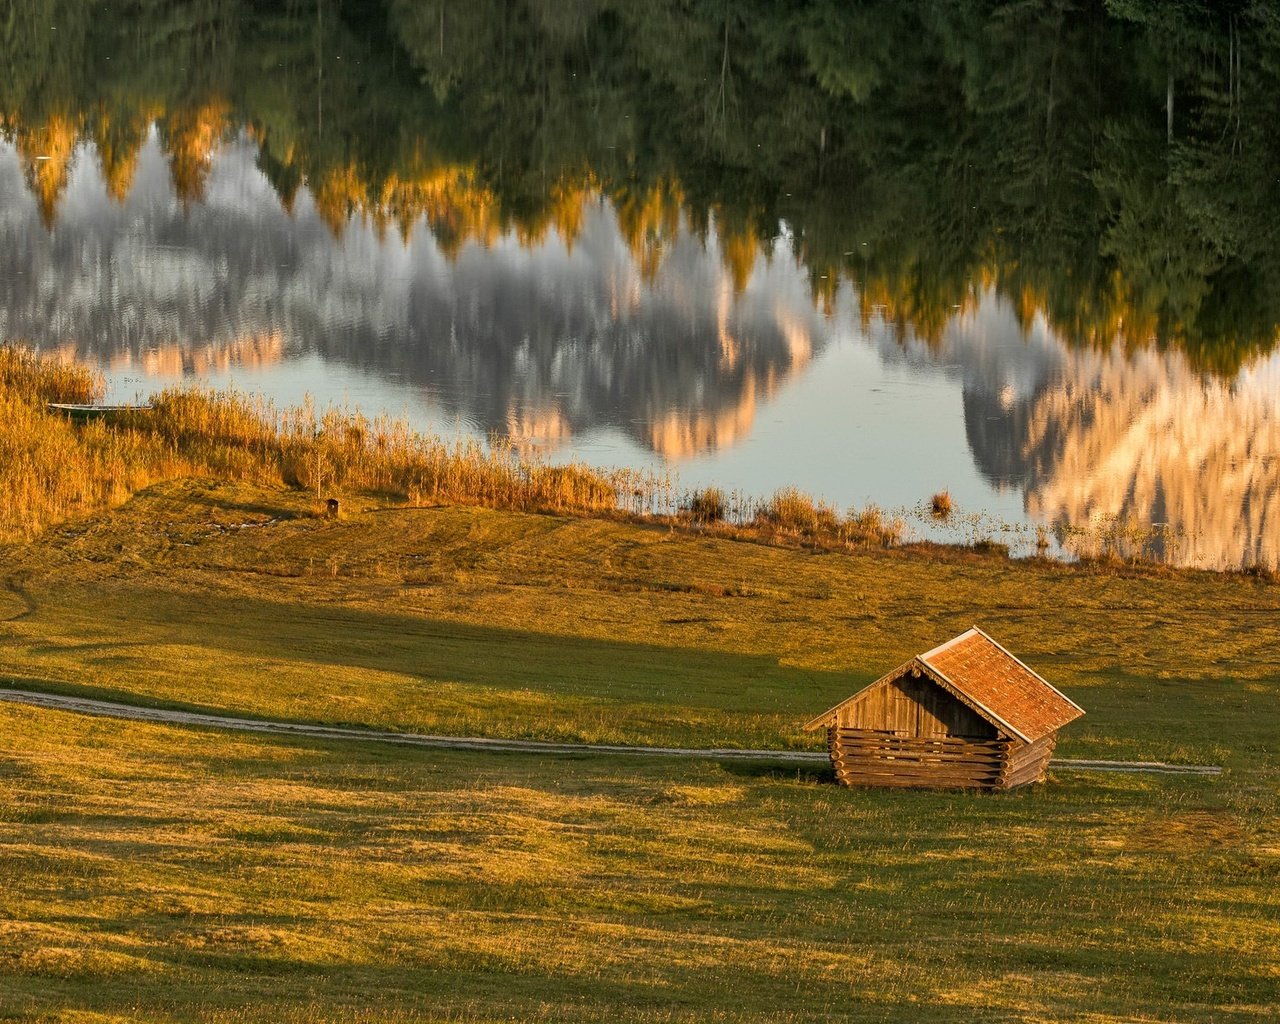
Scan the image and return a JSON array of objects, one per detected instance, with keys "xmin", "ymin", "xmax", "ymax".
[{"xmin": 2, "ymin": 0, "xmax": 1279, "ymax": 373}]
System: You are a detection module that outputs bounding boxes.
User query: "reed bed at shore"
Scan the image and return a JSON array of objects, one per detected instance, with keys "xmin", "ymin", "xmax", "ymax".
[
  {"xmin": 0, "ymin": 349, "xmax": 184, "ymax": 539},
  {"xmin": 142, "ymin": 389, "xmax": 622, "ymax": 516},
  {"xmin": 0, "ymin": 347, "xmax": 629, "ymax": 540},
  {"xmin": 0, "ymin": 346, "xmax": 906, "ymax": 552},
  {"xmin": 3, "ymin": 345, "xmax": 1264, "ymax": 572}
]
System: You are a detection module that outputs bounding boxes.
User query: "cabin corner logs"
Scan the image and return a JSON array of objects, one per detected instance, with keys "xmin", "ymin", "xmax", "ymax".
[{"xmin": 806, "ymin": 627, "xmax": 1085, "ymax": 791}]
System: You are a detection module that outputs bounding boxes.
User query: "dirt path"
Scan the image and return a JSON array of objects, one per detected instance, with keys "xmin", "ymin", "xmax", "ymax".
[{"xmin": 0, "ymin": 687, "xmax": 1223, "ymax": 775}]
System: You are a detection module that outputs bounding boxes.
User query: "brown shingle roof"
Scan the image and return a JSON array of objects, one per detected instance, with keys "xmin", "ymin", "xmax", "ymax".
[
  {"xmin": 803, "ymin": 627, "xmax": 1084, "ymax": 742},
  {"xmin": 919, "ymin": 628, "xmax": 1083, "ymax": 743}
]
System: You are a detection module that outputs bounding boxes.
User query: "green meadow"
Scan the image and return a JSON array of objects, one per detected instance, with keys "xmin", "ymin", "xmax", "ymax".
[{"xmin": 2, "ymin": 478, "xmax": 1279, "ymax": 1022}]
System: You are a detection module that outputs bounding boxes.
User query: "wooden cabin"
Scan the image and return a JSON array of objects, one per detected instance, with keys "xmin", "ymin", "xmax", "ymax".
[{"xmin": 804, "ymin": 627, "xmax": 1084, "ymax": 791}]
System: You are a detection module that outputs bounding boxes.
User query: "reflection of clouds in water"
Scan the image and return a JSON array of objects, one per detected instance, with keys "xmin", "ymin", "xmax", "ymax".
[
  {"xmin": 113, "ymin": 331, "xmax": 287, "ymax": 377},
  {"xmin": 389, "ymin": 199, "xmax": 820, "ymax": 457},
  {"xmin": 1022, "ymin": 350, "xmax": 1280, "ymax": 570},
  {"xmin": 940, "ymin": 296, "xmax": 1280, "ymax": 569},
  {"xmin": 0, "ymin": 129, "xmax": 824, "ymax": 458}
]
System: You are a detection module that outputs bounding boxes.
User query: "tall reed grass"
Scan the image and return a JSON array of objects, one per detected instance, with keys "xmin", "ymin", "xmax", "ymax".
[
  {"xmin": 0, "ymin": 345, "xmax": 906, "ymax": 554},
  {"xmin": 0, "ymin": 346, "xmax": 623, "ymax": 541},
  {"xmin": 0, "ymin": 348, "xmax": 188, "ymax": 538},
  {"xmin": 686, "ymin": 486, "xmax": 727, "ymax": 524},
  {"xmin": 751, "ymin": 487, "xmax": 903, "ymax": 548},
  {"xmin": 756, "ymin": 487, "xmax": 841, "ymax": 536}
]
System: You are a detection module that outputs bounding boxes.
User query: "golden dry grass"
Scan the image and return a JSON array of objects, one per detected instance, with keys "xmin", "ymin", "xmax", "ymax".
[
  {"xmin": 1, "ymin": 699, "xmax": 1278, "ymax": 1023},
  {"xmin": 0, "ymin": 348, "xmax": 184, "ymax": 537},
  {"xmin": 0, "ymin": 346, "xmax": 624, "ymax": 542},
  {"xmin": 1, "ymin": 346, "xmax": 898, "ymax": 554},
  {"xmin": 3, "ymin": 350, "xmax": 1280, "ymax": 1021}
]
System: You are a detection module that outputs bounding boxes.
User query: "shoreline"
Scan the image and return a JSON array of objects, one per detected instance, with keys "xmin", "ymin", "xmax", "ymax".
[{"xmin": 4, "ymin": 345, "xmax": 1275, "ymax": 580}]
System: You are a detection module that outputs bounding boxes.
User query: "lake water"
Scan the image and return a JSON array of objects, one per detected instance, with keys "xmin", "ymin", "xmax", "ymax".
[{"xmin": 4, "ymin": 1, "xmax": 1278, "ymax": 569}]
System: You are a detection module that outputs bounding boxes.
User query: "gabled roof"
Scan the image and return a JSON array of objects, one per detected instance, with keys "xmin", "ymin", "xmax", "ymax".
[{"xmin": 803, "ymin": 627, "xmax": 1084, "ymax": 743}]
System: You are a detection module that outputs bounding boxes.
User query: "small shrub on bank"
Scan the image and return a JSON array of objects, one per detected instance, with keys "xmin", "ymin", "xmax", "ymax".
[
  {"xmin": 687, "ymin": 487, "xmax": 727, "ymax": 524},
  {"xmin": 1241, "ymin": 561, "xmax": 1278, "ymax": 583},
  {"xmin": 930, "ymin": 490, "xmax": 954, "ymax": 520},
  {"xmin": 844, "ymin": 504, "xmax": 903, "ymax": 547},
  {"xmin": 756, "ymin": 487, "xmax": 839, "ymax": 537}
]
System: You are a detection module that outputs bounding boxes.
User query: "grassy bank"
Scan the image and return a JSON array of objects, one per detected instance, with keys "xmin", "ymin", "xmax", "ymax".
[
  {"xmin": 2, "ymin": 348, "xmax": 1280, "ymax": 1020},
  {"xmin": 4, "ymin": 477, "xmax": 1280, "ymax": 762},
  {"xmin": 2, "ymin": 482, "xmax": 1279, "ymax": 1020}
]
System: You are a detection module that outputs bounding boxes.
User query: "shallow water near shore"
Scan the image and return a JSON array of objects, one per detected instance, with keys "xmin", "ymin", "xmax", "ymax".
[{"xmin": 4, "ymin": 1, "xmax": 1279, "ymax": 569}]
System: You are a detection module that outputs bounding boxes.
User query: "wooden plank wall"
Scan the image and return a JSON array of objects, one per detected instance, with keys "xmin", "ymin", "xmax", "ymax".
[{"xmin": 837, "ymin": 671, "xmax": 996, "ymax": 739}]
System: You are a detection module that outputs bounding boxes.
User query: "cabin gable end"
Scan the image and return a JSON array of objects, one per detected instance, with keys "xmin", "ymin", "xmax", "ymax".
[{"xmin": 831, "ymin": 663, "xmax": 999, "ymax": 740}]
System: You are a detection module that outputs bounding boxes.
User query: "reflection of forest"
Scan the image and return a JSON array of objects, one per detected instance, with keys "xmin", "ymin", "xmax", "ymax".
[
  {"xmin": 3, "ymin": 0, "xmax": 1279, "ymax": 373},
  {"xmin": 4, "ymin": 0, "xmax": 1280, "ymax": 567}
]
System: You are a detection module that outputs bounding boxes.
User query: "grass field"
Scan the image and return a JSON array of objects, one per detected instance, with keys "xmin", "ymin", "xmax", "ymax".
[{"xmin": 2, "ymin": 478, "xmax": 1280, "ymax": 1021}]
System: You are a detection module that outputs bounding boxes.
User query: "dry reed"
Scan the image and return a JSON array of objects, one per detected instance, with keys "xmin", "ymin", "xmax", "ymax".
[
  {"xmin": 0, "ymin": 348, "xmax": 189, "ymax": 538},
  {"xmin": 744, "ymin": 487, "xmax": 902, "ymax": 550},
  {"xmin": 0, "ymin": 347, "xmax": 622, "ymax": 541},
  {"xmin": 0, "ymin": 346, "xmax": 907, "ymax": 555},
  {"xmin": 843, "ymin": 504, "xmax": 903, "ymax": 548},
  {"xmin": 687, "ymin": 486, "xmax": 727, "ymax": 524},
  {"xmin": 755, "ymin": 487, "xmax": 841, "ymax": 537}
]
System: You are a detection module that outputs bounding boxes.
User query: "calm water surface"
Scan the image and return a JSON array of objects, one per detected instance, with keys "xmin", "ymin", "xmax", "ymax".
[{"xmin": 4, "ymin": 1, "xmax": 1279, "ymax": 569}]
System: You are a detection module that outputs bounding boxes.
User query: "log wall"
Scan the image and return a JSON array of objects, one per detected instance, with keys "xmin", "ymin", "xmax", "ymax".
[
  {"xmin": 830, "ymin": 728, "xmax": 1012, "ymax": 789},
  {"xmin": 1001, "ymin": 733, "xmax": 1056, "ymax": 789}
]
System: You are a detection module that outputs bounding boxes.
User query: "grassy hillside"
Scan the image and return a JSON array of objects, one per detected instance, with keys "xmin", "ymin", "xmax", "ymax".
[
  {"xmin": 1, "ymin": 476, "xmax": 1279, "ymax": 1021},
  {"xmin": 2, "ymin": 342, "xmax": 1279, "ymax": 1020},
  {"xmin": 4, "ymin": 478, "xmax": 1280, "ymax": 763},
  {"xmin": 1, "ymin": 706, "xmax": 1278, "ymax": 1024}
]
